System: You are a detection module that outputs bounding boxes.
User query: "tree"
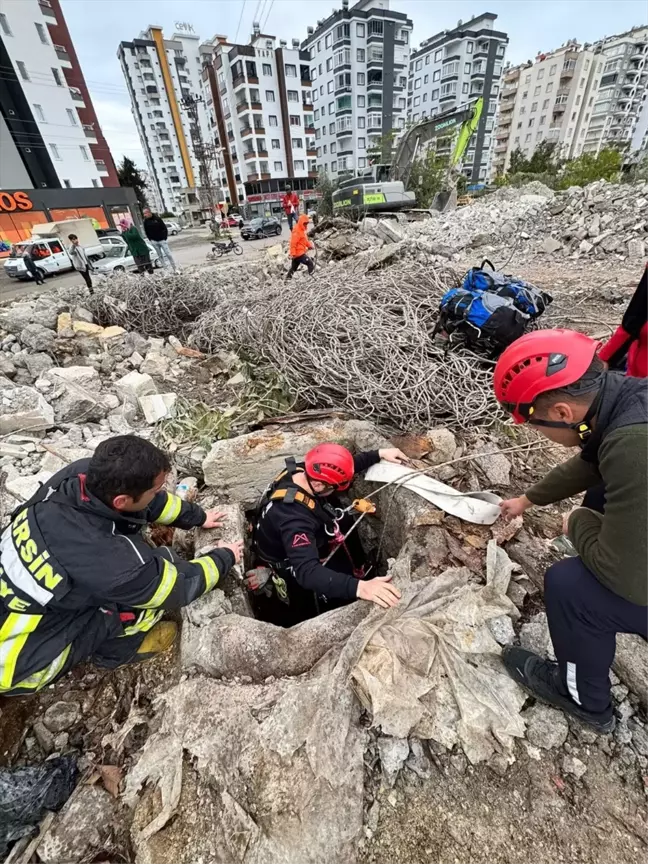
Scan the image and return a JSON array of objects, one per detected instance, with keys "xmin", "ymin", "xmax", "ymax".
[
  {"xmin": 526, "ymin": 140, "xmax": 561, "ymax": 174},
  {"xmin": 315, "ymin": 171, "xmax": 334, "ymax": 219},
  {"xmin": 117, "ymin": 156, "xmax": 149, "ymax": 210},
  {"xmin": 508, "ymin": 147, "xmax": 527, "ymax": 175},
  {"xmin": 406, "ymin": 148, "xmax": 448, "ymax": 209},
  {"xmin": 557, "ymin": 148, "xmax": 622, "ymax": 189}
]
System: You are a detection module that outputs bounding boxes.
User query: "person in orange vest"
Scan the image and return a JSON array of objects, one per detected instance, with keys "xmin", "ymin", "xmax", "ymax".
[
  {"xmin": 286, "ymin": 213, "xmax": 315, "ymax": 280},
  {"xmin": 282, "ymin": 185, "xmax": 300, "ymax": 231}
]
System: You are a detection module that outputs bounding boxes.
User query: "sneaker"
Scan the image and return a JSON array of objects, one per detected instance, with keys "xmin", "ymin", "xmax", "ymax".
[
  {"xmin": 502, "ymin": 645, "xmax": 616, "ymax": 734},
  {"xmin": 135, "ymin": 621, "xmax": 178, "ymax": 660}
]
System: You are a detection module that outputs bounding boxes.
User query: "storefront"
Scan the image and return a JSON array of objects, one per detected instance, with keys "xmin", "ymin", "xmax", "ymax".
[
  {"xmin": 243, "ymin": 177, "xmax": 319, "ymax": 219},
  {"xmin": 0, "ymin": 186, "xmax": 138, "ymax": 258}
]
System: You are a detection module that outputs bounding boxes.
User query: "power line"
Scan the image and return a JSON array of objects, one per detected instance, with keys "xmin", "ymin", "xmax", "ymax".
[
  {"xmin": 234, "ymin": 0, "xmax": 247, "ymax": 44},
  {"xmin": 261, "ymin": 0, "xmax": 275, "ymax": 31}
]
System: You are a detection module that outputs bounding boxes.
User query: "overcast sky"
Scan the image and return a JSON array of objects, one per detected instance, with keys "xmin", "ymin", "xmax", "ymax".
[{"xmin": 60, "ymin": 0, "xmax": 648, "ymax": 169}]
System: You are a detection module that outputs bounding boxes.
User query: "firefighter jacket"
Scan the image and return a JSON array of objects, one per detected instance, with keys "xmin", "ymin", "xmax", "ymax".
[
  {"xmin": 0, "ymin": 459, "xmax": 234, "ymax": 693},
  {"xmin": 289, "ymin": 214, "xmax": 313, "ymax": 259}
]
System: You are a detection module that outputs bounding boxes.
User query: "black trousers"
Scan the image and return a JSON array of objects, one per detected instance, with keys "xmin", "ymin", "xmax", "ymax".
[
  {"xmin": 134, "ymin": 253, "xmax": 154, "ymax": 274},
  {"xmin": 287, "ymin": 254, "xmax": 314, "ymax": 277},
  {"xmin": 544, "ymin": 488, "xmax": 647, "ymax": 713},
  {"xmin": 25, "ymin": 261, "xmax": 44, "ymax": 284},
  {"xmin": 286, "ymin": 212, "xmax": 297, "ymax": 231},
  {"xmin": 78, "ymin": 267, "xmax": 93, "ymax": 293}
]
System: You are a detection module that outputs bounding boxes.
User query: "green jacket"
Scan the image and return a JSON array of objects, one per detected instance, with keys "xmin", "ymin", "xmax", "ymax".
[{"xmin": 122, "ymin": 226, "xmax": 149, "ymax": 258}]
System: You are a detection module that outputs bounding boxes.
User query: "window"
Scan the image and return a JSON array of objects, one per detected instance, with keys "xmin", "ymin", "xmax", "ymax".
[
  {"xmin": 319, "ymin": 64, "xmax": 322, "ymax": 75},
  {"xmin": 328, "ymin": 101, "xmax": 334, "ymax": 114},
  {"xmin": 357, "ymin": 72, "xmax": 365, "ymax": 86},
  {"xmin": 546, "ymin": 82, "xmax": 553, "ymax": 93},
  {"xmin": 274, "ymin": 161, "xmax": 283, "ymax": 170},
  {"xmin": 66, "ymin": 108, "xmax": 78, "ymax": 125},
  {"xmin": 34, "ymin": 104, "xmax": 45, "ymax": 121},
  {"xmin": 336, "ymin": 94, "xmax": 351, "ymax": 112},
  {"xmin": 329, "ymin": 122, "xmax": 335, "ymax": 134},
  {"xmin": 356, "ymin": 23, "xmax": 365, "ymax": 37},
  {"xmin": 314, "ymin": 109, "xmax": 319, "ymax": 121},
  {"xmin": 63, "ymin": 179, "xmax": 71, "ymax": 188},
  {"xmin": 80, "ymin": 145, "xmax": 89, "ymax": 160},
  {"xmin": 358, "ymin": 157, "xmax": 366, "ymax": 168},
  {"xmin": 285, "ymin": 64, "xmax": 297, "ymax": 77},
  {"xmin": 292, "ymin": 137, "xmax": 303, "ymax": 148},
  {"xmin": 269, "ymin": 115, "xmax": 278, "ymax": 126},
  {"xmin": 327, "ymin": 80, "xmax": 334, "ymax": 93},
  {"xmin": 425, "ymin": 55, "xmax": 430, "ymax": 65},
  {"xmin": 358, "ymin": 137, "xmax": 365, "ymax": 149},
  {"xmin": 311, "ymin": 66, "xmax": 318, "ymax": 81},
  {"xmin": 357, "ymin": 116, "xmax": 365, "ymax": 128},
  {"xmin": 266, "ymin": 90, "xmax": 275, "ymax": 101},
  {"xmin": 357, "ymin": 95, "xmax": 365, "ymax": 107},
  {"xmin": 368, "ymin": 19, "xmax": 383, "ymax": 36},
  {"xmin": 335, "ymin": 22, "xmax": 350, "ymax": 40},
  {"xmin": 520, "ymin": 106, "xmax": 526, "ymax": 115},
  {"xmin": 294, "ymin": 160, "xmax": 305, "ymax": 170},
  {"xmin": 331, "ymin": 161, "xmax": 338, "ymax": 172},
  {"xmin": 423, "ymin": 92, "xmax": 428, "ymax": 101},
  {"xmin": 543, "ymin": 99, "xmax": 550, "ymax": 109},
  {"xmin": 414, "ymin": 78, "xmax": 421, "ymax": 90},
  {"xmin": 321, "ymin": 105, "xmax": 325, "ymax": 115},
  {"xmin": 315, "ymin": 128, "xmax": 321, "ymax": 139},
  {"xmin": 413, "ymin": 96, "xmax": 420, "ymax": 106},
  {"xmin": 329, "ymin": 142, "xmax": 336, "ymax": 153},
  {"xmin": 288, "ymin": 90, "xmax": 299, "ymax": 102},
  {"xmin": 316, "ymin": 147, "xmax": 321, "ymax": 157},
  {"xmin": 0, "ymin": 13, "xmax": 13, "ymax": 36},
  {"xmin": 465, "ymin": 63, "xmax": 471, "ymax": 74},
  {"xmin": 327, "ymin": 57, "xmax": 332, "ymax": 71},
  {"xmin": 522, "ymin": 91, "xmax": 528, "ymax": 99},
  {"xmin": 571, "ymin": 111, "xmax": 577, "ymax": 121},
  {"xmin": 435, "ymin": 49, "xmax": 442, "ymax": 62},
  {"xmin": 35, "ymin": 22, "xmax": 48, "ymax": 43},
  {"xmin": 323, "ymin": 144, "xmax": 328, "ymax": 153},
  {"xmin": 263, "ymin": 63, "xmax": 272, "ymax": 76},
  {"xmin": 517, "ymin": 121, "xmax": 522, "ymax": 129},
  {"xmin": 433, "ymin": 70, "xmax": 440, "ymax": 82},
  {"xmin": 462, "ymin": 82, "xmax": 469, "ymax": 94},
  {"xmin": 325, "ymin": 33, "xmax": 331, "ymax": 48},
  {"xmin": 534, "ymin": 86, "xmax": 541, "ymax": 96},
  {"xmin": 50, "ymin": 143, "xmax": 61, "ymax": 160},
  {"xmin": 538, "ymin": 68, "xmax": 545, "ymax": 79},
  {"xmin": 528, "ymin": 118, "xmax": 534, "ymax": 127},
  {"xmin": 431, "ymin": 88, "xmax": 439, "ymax": 100},
  {"xmin": 467, "ymin": 42, "xmax": 473, "ymax": 54},
  {"xmin": 357, "ymin": 48, "xmax": 365, "ymax": 62},
  {"xmin": 290, "ymin": 115, "xmax": 301, "ymax": 126},
  {"xmin": 550, "ymin": 64, "xmax": 557, "ymax": 76},
  {"xmin": 16, "ymin": 61, "xmax": 30, "ymax": 81},
  {"xmin": 334, "ymin": 48, "xmax": 351, "ymax": 67},
  {"xmin": 415, "ymin": 59, "xmax": 422, "ymax": 71},
  {"xmin": 525, "ymin": 133, "xmax": 531, "ymax": 142},
  {"xmin": 531, "ymin": 101, "xmax": 538, "ymax": 112},
  {"xmin": 271, "ymin": 139, "xmax": 281, "ymax": 149},
  {"xmin": 51, "ymin": 68, "xmax": 63, "ymax": 86},
  {"xmin": 539, "ymin": 114, "xmax": 546, "ymax": 125},
  {"xmin": 575, "ymin": 95, "xmax": 581, "ymax": 105},
  {"xmin": 424, "ymin": 74, "xmax": 429, "ymax": 84}
]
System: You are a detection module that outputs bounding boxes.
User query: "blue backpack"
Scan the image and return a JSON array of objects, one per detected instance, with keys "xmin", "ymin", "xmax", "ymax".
[{"xmin": 435, "ymin": 259, "xmax": 552, "ymax": 353}]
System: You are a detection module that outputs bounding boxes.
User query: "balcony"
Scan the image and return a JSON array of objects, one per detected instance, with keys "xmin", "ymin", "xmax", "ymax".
[
  {"xmin": 38, "ymin": 0, "xmax": 57, "ymax": 19},
  {"xmin": 494, "ymin": 142, "xmax": 507, "ymax": 152},
  {"xmin": 248, "ymin": 76, "xmax": 259, "ymax": 85},
  {"xmin": 83, "ymin": 124, "xmax": 97, "ymax": 143},
  {"xmin": 547, "ymin": 126, "xmax": 561, "ymax": 139},
  {"xmin": 95, "ymin": 160, "xmax": 108, "ymax": 175},
  {"xmin": 247, "ymin": 173, "xmax": 259, "ymax": 181},
  {"xmin": 253, "ymin": 125, "xmax": 266, "ymax": 135},
  {"xmin": 441, "ymin": 62, "xmax": 460, "ymax": 79},
  {"xmin": 250, "ymin": 101, "xmax": 263, "ymax": 111},
  {"xmin": 69, "ymin": 87, "xmax": 85, "ymax": 107},
  {"xmin": 305, "ymin": 123, "xmax": 315, "ymax": 134},
  {"xmin": 309, "ymin": 171, "xmax": 318, "ymax": 178},
  {"xmin": 301, "ymin": 79, "xmax": 311, "ymax": 88},
  {"xmin": 54, "ymin": 45, "xmax": 72, "ymax": 69},
  {"xmin": 227, "ymin": 130, "xmax": 235, "ymax": 141},
  {"xmin": 241, "ymin": 126, "xmax": 252, "ymax": 137},
  {"xmin": 236, "ymin": 100, "xmax": 249, "ymax": 114},
  {"xmin": 244, "ymin": 150, "xmax": 256, "ymax": 161},
  {"xmin": 367, "ymin": 53, "xmax": 383, "ymax": 68},
  {"xmin": 257, "ymin": 148, "xmax": 268, "ymax": 157},
  {"xmin": 232, "ymin": 74, "xmax": 246, "ymax": 89},
  {"xmin": 307, "ymin": 148, "xmax": 317, "ymax": 157},
  {"xmin": 560, "ymin": 60, "xmax": 576, "ymax": 78}
]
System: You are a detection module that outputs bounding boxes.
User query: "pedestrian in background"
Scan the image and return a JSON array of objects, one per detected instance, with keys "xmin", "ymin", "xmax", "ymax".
[
  {"xmin": 142, "ymin": 208, "xmax": 177, "ymax": 272},
  {"xmin": 119, "ymin": 219, "xmax": 153, "ymax": 274},
  {"xmin": 282, "ymin": 185, "xmax": 300, "ymax": 231},
  {"xmin": 22, "ymin": 245, "xmax": 44, "ymax": 285},
  {"xmin": 67, "ymin": 233, "xmax": 94, "ymax": 294}
]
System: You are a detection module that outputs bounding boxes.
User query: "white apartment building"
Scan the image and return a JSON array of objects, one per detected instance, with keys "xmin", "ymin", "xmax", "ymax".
[
  {"xmin": 118, "ymin": 24, "xmax": 220, "ymax": 218},
  {"xmin": 492, "ymin": 42, "xmax": 596, "ymax": 176},
  {"xmin": 582, "ymin": 26, "xmax": 648, "ymax": 155},
  {"xmin": 200, "ymin": 23, "xmax": 317, "ymax": 214},
  {"xmin": 299, "ymin": 0, "xmax": 413, "ymax": 179},
  {"xmin": 409, "ymin": 13, "xmax": 508, "ymax": 183},
  {"xmin": 0, "ymin": 0, "xmax": 107, "ymax": 189}
]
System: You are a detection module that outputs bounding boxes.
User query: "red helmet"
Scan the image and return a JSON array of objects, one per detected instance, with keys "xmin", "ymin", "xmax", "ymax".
[
  {"xmin": 494, "ymin": 329, "xmax": 599, "ymax": 424},
  {"xmin": 304, "ymin": 443, "xmax": 355, "ymax": 490}
]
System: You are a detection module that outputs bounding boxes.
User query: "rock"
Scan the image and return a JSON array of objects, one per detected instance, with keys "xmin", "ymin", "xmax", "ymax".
[
  {"xmin": 562, "ymin": 754, "xmax": 587, "ymax": 779},
  {"xmin": 0, "ymin": 383, "xmax": 54, "ymax": 434},
  {"xmin": 43, "ymin": 700, "xmax": 81, "ymax": 733},
  {"xmin": 519, "ymin": 611, "xmax": 556, "ymax": 660},
  {"xmin": 42, "ymin": 366, "xmax": 105, "ymax": 423},
  {"xmin": 98, "ymin": 325, "xmax": 127, "ymax": 343},
  {"xmin": 424, "ymin": 427, "xmax": 457, "ymax": 466},
  {"xmin": 487, "ymin": 614, "xmax": 515, "ymax": 645},
  {"xmin": 129, "ymin": 351, "xmax": 144, "ymax": 368},
  {"xmin": 140, "ymin": 351, "xmax": 171, "ymax": 378},
  {"xmin": 632, "ymin": 725, "xmax": 648, "ymax": 756},
  {"xmin": 43, "ymin": 365, "xmax": 100, "ymax": 388},
  {"xmin": 579, "ymin": 239, "xmax": 593, "ymax": 254},
  {"xmin": 38, "ymin": 785, "xmax": 116, "ymax": 864},
  {"xmin": 227, "ymin": 371, "xmax": 247, "ymax": 386},
  {"xmin": 24, "ymin": 352, "xmax": 54, "ymax": 378},
  {"xmin": 54, "ymin": 731, "xmax": 69, "ymax": 750},
  {"xmin": 57, "ymin": 312, "xmax": 74, "ymax": 337},
  {"xmin": 541, "ymin": 236, "xmax": 562, "ymax": 254},
  {"xmin": 114, "ymin": 370, "xmax": 157, "ymax": 405},
  {"xmin": 0, "ymin": 356, "xmax": 16, "ymax": 379},
  {"xmin": 473, "ymin": 442, "xmax": 511, "ymax": 486},
  {"xmin": 202, "ymin": 419, "xmax": 380, "ymax": 506},
  {"xmin": 139, "ymin": 392, "xmax": 177, "ymax": 424},
  {"xmin": 72, "ymin": 320, "xmax": 104, "ymax": 336},
  {"xmin": 100, "ymin": 393, "xmax": 120, "ymax": 411},
  {"xmin": 2, "ymin": 302, "xmax": 57, "ymax": 334},
  {"xmin": 6, "ymin": 470, "xmax": 52, "ymax": 502},
  {"xmin": 627, "ymin": 238, "xmax": 645, "ymax": 259},
  {"xmin": 72, "ymin": 306, "xmax": 94, "ymax": 323},
  {"xmin": 615, "ymin": 722, "xmax": 633, "ymax": 746},
  {"xmin": 614, "ymin": 633, "xmax": 648, "ymax": 710},
  {"xmin": 549, "ymin": 202, "xmax": 567, "ymax": 216},
  {"xmin": 611, "ymin": 683, "xmax": 629, "ymax": 702},
  {"xmin": 506, "ymin": 580, "xmax": 528, "ymax": 608},
  {"xmin": 20, "ymin": 323, "xmax": 55, "ymax": 352},
  {"xmin": 524, "ymin": 703, "xmax": 569, "ymax": 749},
  {"xmin": 406, "ymin": 738, "xmax": 432, "ymax": 779},
  {"xmin": 32, "ymin": 718, "xmax": 55, "ymax": 754},
  {"xmin": 377, "ymin": 736, "xmax": 409, "ymax": 787}
]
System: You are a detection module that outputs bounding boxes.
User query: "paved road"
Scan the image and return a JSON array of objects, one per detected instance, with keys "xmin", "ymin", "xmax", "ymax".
[{"xmin": 0, "ymin": 226, "xmax": 289, "ymax": 304}]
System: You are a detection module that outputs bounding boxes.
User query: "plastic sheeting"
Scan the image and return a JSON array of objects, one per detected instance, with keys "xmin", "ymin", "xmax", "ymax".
[
  {"xmin": 125, "ymin": 543, "xmax": 526, "ymax": 863},
  {"xmin": 364, "ymin": 461, "xmax": 502, "ymax": 524}
]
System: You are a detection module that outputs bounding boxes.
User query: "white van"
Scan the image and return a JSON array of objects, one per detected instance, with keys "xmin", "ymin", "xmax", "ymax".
[{"xmin": 3, "ymin": 238, "xmax": 74, "ymax": 281}]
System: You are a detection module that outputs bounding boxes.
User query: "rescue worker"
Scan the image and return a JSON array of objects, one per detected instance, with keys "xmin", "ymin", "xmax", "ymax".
[
  {"xmin": 494, "ymin": 329, "xmax": 647, "ymax": 732},
  {"xmin": 0, "ymin": 435, "xmax": 243, "ymax": 695},
  {"xmin": 281, "ymin": 185, "xmax": 300, "ymax": 231},
  {"xmin": 251, "ymin": 442, "xmax": 408, "ymax": 627},
  {"xmin": 286, "ymin": 213, "xmax": 315, "ymax": 280}
]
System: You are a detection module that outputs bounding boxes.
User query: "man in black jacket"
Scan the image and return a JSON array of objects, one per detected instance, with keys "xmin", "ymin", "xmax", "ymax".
[
  {"xmin": 142, "ymin": 208, "xmax": 177, "ymax": 271},
  {"xmin": 0, "ymin": 435, "xmax": 242, "ymax": 695},
  {"xmin": 251, "ymin": 442, "xmax": 408, "ymax": 626}
]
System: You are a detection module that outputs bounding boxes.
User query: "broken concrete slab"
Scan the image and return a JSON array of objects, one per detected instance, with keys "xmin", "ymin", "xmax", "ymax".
[
  {"xmin": 0, "ymin": 383, "xmax": 54, "ymax": 434},
  {"xmin": 6, "ymin": 470, "xmax": 53, "ymax": 502},
  {"xmin": 138, "ymin": 392, "xmax": 177, "ymax": 424},
  {"xmin": 541, "ymin": 236, "xmax": 562, "ymax": 254},
  {"xmin": 114, "ymin": 370, "xmax": 158, "ymax": 405},
  {"xmin": 38, "ymin": 785, "xmax": 117, "ymax": 864}
]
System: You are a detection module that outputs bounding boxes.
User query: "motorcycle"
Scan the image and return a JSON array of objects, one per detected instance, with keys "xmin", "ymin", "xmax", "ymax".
[{"xmin": 207, "ymin": 237, "xmax": 243, "ymax": 260}]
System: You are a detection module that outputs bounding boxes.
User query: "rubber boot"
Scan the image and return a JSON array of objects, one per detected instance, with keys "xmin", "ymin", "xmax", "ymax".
[{"xmin": 136, "ymin": 621, "xmax": 178, "ymax": 659}]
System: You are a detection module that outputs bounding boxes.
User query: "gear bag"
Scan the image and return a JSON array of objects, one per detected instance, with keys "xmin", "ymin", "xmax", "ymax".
[{"xmin": 436, "ymin": 259, "xmax": 553, "ymax": 353}]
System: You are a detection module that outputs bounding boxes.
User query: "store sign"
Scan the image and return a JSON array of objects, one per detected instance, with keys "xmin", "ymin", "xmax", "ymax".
[
  {"xmin": 174, "ymin": 21, "xmax": 195, "ymax": 33},
  {"xmin": 0, "ymin": 191, "xmax": 33, "ymax": 212},
  {"xmin": 247, "ymin": 191, "xmax": 322, "ymax": 203}
]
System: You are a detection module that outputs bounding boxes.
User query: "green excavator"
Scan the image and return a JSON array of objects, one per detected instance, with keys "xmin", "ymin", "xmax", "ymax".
[{"xmin": 332, "ymin": 97, "xmax": 483, "ymax": 217}]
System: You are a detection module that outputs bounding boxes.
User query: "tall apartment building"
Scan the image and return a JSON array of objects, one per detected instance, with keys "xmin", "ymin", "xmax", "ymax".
[
  {"xmin": 200, "ymin": 23, "xmax": 317, "ymax": 215},
  {"xmin": 492, "ymin": 41, "xmax": 596, "ymax": 175},
  {"xmin": 408, "ymin": 13, "xmax": 508, "ymax": 183},
  {"xmin": 299, "ymin": 0, "xmax": 413, "ymax": 180},
  {"xmin": 118, "ymin": 23, "xmax": 220, "ymax": 219},
  {"xmin": 0, "ymin": 0, "xmax": 117, "ymax": 189},
  {"xmin": 582, "ymin": 26, "xmax": 648, "ymax": 155}
]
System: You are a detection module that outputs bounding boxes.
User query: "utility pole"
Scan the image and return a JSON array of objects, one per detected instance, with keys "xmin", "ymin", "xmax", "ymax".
[{"xmin": 180, "ymin": 93, "xmax": 220, "ymax": 221}]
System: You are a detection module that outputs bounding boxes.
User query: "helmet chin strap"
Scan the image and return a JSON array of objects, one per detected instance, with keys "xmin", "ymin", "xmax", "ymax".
[{"xmin": 528, "ymin": 390, "xmax": 602, "ymax": 445}]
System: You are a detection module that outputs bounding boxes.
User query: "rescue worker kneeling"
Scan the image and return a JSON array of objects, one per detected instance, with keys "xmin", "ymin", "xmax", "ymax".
[
  {"xmin": 0, "ymin": 435, "xmax": 243, "ymax": 695},
  {"xmin": 250, "ymin": 443, "xmax": 407, "ymax": 626}
]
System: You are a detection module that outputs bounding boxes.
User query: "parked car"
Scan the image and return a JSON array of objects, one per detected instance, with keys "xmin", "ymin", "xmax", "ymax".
[
  {"xmin": 3, "ymin": 238, "xmax": 73, "ymax": 281},
  {"xmin": 99, "ymin": 235, "xmax": 127, "ymax": 251},
  {"xmin": 94, "ymin": 242, "xmax": 160, "ymax": 275},
  {"xmin": 240, "ymin": 217, "xmax": 282, "ymax": 240},
  {"xmin": 165, "ymin": 221, "xmax": 182, "ymax": 235},
  {"xmin": 222, "ymin": 214, "xmax": 244, "ymax": 228}
]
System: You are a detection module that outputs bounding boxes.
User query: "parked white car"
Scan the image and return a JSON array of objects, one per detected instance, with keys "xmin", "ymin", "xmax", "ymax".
[
  {"xmin": 94, "ymin": 242, "xmax": 160, "ymax": 275},
  {"xmin": 99, "ymin": 235, "xmax": 127, "ymax": 251},
  {"xmin": 165, "ymin": 221, "xmax": 182, "ymax": 235},
  {"xmin": 3, "ymin": 238, "xmax": 73, "ymax": 281}
]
